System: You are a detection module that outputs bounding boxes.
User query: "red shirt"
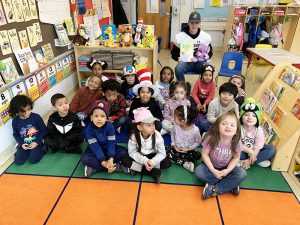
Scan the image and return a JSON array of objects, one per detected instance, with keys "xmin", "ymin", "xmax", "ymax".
[{"xmin": 192, "ymin": 80, "xmax": 215, "ymax": 105}]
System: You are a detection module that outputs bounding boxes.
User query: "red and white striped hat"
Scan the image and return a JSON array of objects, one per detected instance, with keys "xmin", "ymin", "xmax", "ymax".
[
  {"xmin": 137, "ymin": 18, "xmax": 143, "ymax": 25},
  {"xmin": 133, "ymin": 68, "xmax": 158, "ymax": 97}
]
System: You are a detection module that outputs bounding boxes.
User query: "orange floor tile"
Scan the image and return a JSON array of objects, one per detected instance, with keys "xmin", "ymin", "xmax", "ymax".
[
  {"xmin": 47, "ymin": 179, "xmax": 140, "ymax": 225},
  {"xmin": 0, "ymin": 174, "xmax": 67, "ymax": 225},
  {"xmin": 136, "ymin": 183, "xmax": 221, "ymax": 225},
  {"xmin": 218, "ymin": 190, "xmax": 300, "ymax": 225}
]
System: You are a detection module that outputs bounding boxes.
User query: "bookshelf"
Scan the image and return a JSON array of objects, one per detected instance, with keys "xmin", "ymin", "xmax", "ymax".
[
  {"xmin": 73, "ymin": 41, "xmax": 158, "ymax": 88},
  {"xmin": 253, "ymin": 62, "xmax": 300, "ymax": 172}
]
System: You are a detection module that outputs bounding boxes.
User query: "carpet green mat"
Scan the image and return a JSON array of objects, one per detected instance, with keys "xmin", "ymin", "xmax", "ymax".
[{"xmin": 6, "ymin": 152, "xmax": 81, "ymax": 177}]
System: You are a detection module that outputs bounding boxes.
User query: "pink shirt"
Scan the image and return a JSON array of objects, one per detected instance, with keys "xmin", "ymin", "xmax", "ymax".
[
  {"xmin": 241, "ymin": 126, "xmax": 264, "ymax": 150},
  {"xmin": 192, "ymin": 80, "xmax": 215, "ymax": 105}
]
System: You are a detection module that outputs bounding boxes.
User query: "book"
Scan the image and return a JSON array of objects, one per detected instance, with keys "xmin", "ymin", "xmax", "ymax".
[
  {"xmin": 10, "ymin": 81, "xmax": 27, "ymax": 97},
  {"xmin": 14, "ymin": 47, "xmax": 38, "ymax": 75},
  {"xmin": 101, "ymin": 24, "xmax": 117, "ymax": 44},
  {"xmin": 45, "ymin": 65, "xmax": 57, "ymax": 88},
  {"xmin": 291, "ymin": 98, "xmax": 300, "ymax": 120},
  {"xmin": 266, "ymin": 95, "xmax": 277, "ymax": 114},
  {"xmin": 268, "ymin": 130, "xmax": 280, "ymax": 147},
  {"xmin": 292, "ymin": 72, "xmax": 300, "ymax": 92},
  {"xmin": 54, "ymin": 23, "xmax": 69, "ymax": 45},
  {"xmin": 34, "ymin": 49, "xmax": 47, "ymax": 68},
  {"xmin": 270, "ymin": 105, "xmax": 286, "ymax": 127},
  {"xmin": 280, "ymin": 65, "xmax": 296, "ymax": 86},
  {"xmin": 180, "ymin": 42, "xmax": 194, "ymax": 62},
  {"xmin": 12, "ymin": 0, "xmax": 24, "ymax": 22},
  {"xmin": 259, "ymin": 88, "xmax": 275, "ymax": 113},
  {"xmin": 270, "ymin": 81, "xmax": 285, "ymax": 100},
  {"xmin": 24, "ymin": 75, "xmax": 39, "ymax": 101},
  {"xmin": 2, "ymin": 0, "xmax": 16, "ymax": 23},
  {"xmin": 55, "ymin": 60, "xmax": 64, "ymax": 83},
  {"xmin": 0, "ymin": 89, "xmax": 11, "ymax": 123},
  {"xmin": 64, "ymin": 17, "xmax": 76, "ymax": 35},
  {"xmin": 0, "ymin": 57, "xmax": 20, "ymax": 84},
  {"xmin": 261, "ymin": 119, "xmax": 273, "ymax": 144},
  {"xmin": 41, "ymin": 43, "xmax": 55, "ymax": 61},
  {"xmin": 35, "ymin": 70, "xmax": 49, "ymax": 96},
  {"xmin": 0, "ymin": 30, "xmax": 12, "ymax": 55}
]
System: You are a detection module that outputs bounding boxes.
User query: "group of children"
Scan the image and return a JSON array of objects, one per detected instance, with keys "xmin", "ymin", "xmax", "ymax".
[{"xmin": 9, "ymin": 58, "xmax": 276, "ymax": 200}]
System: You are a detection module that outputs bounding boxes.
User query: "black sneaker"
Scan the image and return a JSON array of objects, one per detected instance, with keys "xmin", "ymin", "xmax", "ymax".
[
  {"xmin": 84, "ymin": 166, "xmax": 97, "ymax": 177},
  {"xmin": 66, "ymin": 145, "xmax": 82, "ymax": 154},
  {"xmin": 231, "ymin": 186, "xmax": 240, "ymax": 196},
  {"xmin": 115, "ymin": 163, "xmax": 130, "ymax": 173},
  {"xmin": 150, "ymin": 168, "xmax": 161, "ymax": 184}
]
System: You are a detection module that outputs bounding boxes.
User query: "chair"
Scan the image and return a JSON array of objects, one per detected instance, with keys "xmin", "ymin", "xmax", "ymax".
[
  {"xmin": 246, "ymin": 44, "xmax": 273, "ymax": 83},
  {"xmin": 157, "ymin": 36, "xmax": 162, "ymax": 67},
  {"xmin": 215, "ymin": 51, "xmax": 243, "ymax": 86}
]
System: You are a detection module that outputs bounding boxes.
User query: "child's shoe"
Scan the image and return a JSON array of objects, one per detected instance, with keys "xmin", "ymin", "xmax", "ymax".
[
  {"xmin": 66, "ymin": 145, "xmax": 82, "ymax": 154},
  {"xmin": 257, "ymin": 160, "xmax": 271, "ymax": 167},
  {"xmin": 183, "ymin": 161, "xmax": 194, "ymax": 173},
  {"xmin": 231, "ymin": 186, "xmax": 240, "ymax": 196},
  {"xmin": 84, "ymin": 166, "xmax": 97, "ymax": 177},
  {"xmin": 149, "ymin": 168, "xmax": 162, "ymax": 184},
  {"xmin": 115, "ymin": 163, "xmax": 130, "ymax": 173},
  {"xmin": 202, "ymin": 183, "xmax": 217, "ymax": 200}
]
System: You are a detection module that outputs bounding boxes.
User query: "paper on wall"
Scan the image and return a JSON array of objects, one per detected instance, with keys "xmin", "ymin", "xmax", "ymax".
[
  {"xmin": 101, "ymin": 0, "xmax": 111, "ymax": 18},
  {"xmin": 38, "ymin": 0, "xmax": 70, "ymax": 25},
  {"xmin": 18, "ymin": 30, "xmax": 30, "ymax": 48},
  {"xmin": 8, "ymin": 29, "xmax": 21, "ymax": 51},
  {"xmin": 146, "ymin": 0, "xmax": 159, "ymax": 14},
  {"xmin": 2, "ymin": 0, "xmax": 16, "ymax": 23},
  {"xmin": 28, "ymin": 0, "xmax": 38, "ymax": 19},
  {"xmin": 0, "ymin": 2, "xmax": 7, "ymax": 26},
  {"xmin": 0, "ymin": 30, "xmax": 12, "ymax": 55},
  {"xmin": 21, "ymin": 0, "xmax": 32, "ymax": 22},
  {"xmin": 10, "ymin": 81, "xmax": 27, "ymax": 97},
  {"xmin": 27, "ymin": 25, "xmax": 38, "ymax": 47},
  {"xmin": 33, "ymin": 23, "xmax": 43, "ymax": 43},
  {"xmin": 193, "ymin": 0, "xmax": 205, "ymax": 9},
  {"xmin": 12, "ymin": 0, "xmax": 24, "ymax": 22}
]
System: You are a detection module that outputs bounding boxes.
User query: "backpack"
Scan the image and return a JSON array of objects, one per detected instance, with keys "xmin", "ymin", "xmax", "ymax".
[{"xmin": 269, "ymin": 23, "xmax": 283, "ymax": 46}]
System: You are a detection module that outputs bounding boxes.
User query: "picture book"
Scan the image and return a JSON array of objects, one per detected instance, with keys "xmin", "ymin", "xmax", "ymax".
[
  {"xmin": 280, "ymin": 65, "xmax": 296, "ymax": 86},
  {"xmin": 180, "ymin": 42, "xmax": 194, "ymax": 62},
  {"xmin": 268, "ymin": 129, "xmax": 280, "ymax": 147},
  {"xmin": 62, "ymin": 57, "xmax": 71, "ymax": 77},
  {"xmin": 33, "ymin": 23, "xmax": 43, "ymax": 43},
  {"xmin": 18, "ymin": 30, "xmax": 29, "ymax": 48},
  {"xmin": 0, "ymin": 57, "xmax": 20, "ymax": 84},
  {"xmin": 0, "ymin": 30, "xmax": 12, "ymax": 55},
  {"xmin": 64, "ymin": 17, "xmax": 76, "ymax": 35},
  {"xmin": 8, "ymin": 29, "xmax": 21, "ymax": 51},
  {"xmin": 41, "ymin": 43, "xmax": 55, "ymax": 61},
  {"xmin": 0, "ymin": 75, "xmax": 5, "ymax": 88},
  {"xmin": 34, "ymin": 49, "xmax": 48, "ymax": 68},
  {"xmin": 0, "ymin": 89, "xmax": 11, "ymax": 123},
  {"xmin": 26, "ymin": 25, "xmax": 37, "ymax": 47},
  {"xmin": 14, "ymin": 47, "xmax": 38, "ymax": 75},
  {"xmin": 12, "ymin": 0, "xmax": 24, "ymax": 22},
  {"xmin": 24, "ymin": 75, "xmax": 39, "ymax": 101},
  {"xmin": 68, "ymin": 53, "xmax": 76, "ymax": 73},
  {"xmin": 28, "ymin": 0, "xmax": 38, "ymax": 20},
  {"xmin": 270, "ymin": 105, "xmax": 286, "ymax": 127},
  {"xmin": 21, "ymin": 0, "xmax": 32, "ymax": 22},
  {"xmin": 291, "ymin": 98, "xmax": 300, "ymax": 120},
  {"xmin": 54, "ymin": 23, "xmax": 70, "ymax": 45},
  {"xmin": 265, "ymin": 95, "xmax": 277, "ymax": 114},
  {"xmin": 10, "ymin": 81, "xmax": 27, "ymax": 97},
  {"xmin": 292, "ymin": 72, "xmax": 300, "ymax": 92},
  {"xmin": 261, "ymin": 119, "xmax": 273, "ymax": 144},
  {"xmin": 259, "ymin": 88, "xmax": 275, "ymax": 113},
  {"xmin": 0, "ymin": 2, "xmax": 7, "ymax": 26},
  {"xmin": 2, "ymin": 0, "xmax": 16, "ymax": 23},
  {"xmin": 101, "ymin": 24, "xmax": 117, "ymax": 43},
  {"xmin": 55, "ymin": 60, "xmax": 64, "ymax": 83},
  {"xmin": 270, "ymin": 81, "xmax": 285, "ymax": 100},
  {"xmin": 35, "ymin": 70, "xmax": 49, "ymax": 96},
  {"xmin": 45, "ymin": 65, "xmax": 57, "ymax": 88}
]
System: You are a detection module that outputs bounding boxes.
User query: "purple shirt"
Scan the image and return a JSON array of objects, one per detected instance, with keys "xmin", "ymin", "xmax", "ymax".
[
  {"xmin": 163, "ymin": 97, "xmax": 190, "ymax": 121},
  {"xmin": 202, "ymin": 136, "xmax": 243, "ymax": 169}
]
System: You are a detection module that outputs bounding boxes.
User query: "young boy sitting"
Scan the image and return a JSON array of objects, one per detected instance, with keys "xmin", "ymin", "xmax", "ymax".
[
  {"xmin": 44, "ymin": 93, "xmax": 84, "ymax": 153},
  {"xmin": 97, "ymin": 80, "xmax": 127, "ymax": 133},
  {"xmin": 200, "ymin": 82, "xmax": 239, "ymax": 133}
]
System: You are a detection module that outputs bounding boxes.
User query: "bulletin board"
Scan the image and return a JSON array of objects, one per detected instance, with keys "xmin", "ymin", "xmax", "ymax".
[{"xmin": 195, "ymin": 1, "xmax": 229, "ymax": 20}]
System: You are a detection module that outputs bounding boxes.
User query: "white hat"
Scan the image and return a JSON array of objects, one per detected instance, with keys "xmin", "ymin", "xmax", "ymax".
[{"xmin": 133, "ymin": 68, "xmax": 159, "ymax": 97}]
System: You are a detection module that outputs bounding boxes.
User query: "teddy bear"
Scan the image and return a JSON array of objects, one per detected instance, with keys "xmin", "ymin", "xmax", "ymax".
[
  {"xmin": 120, "ymin": 25, "xmax": 133, "ymax": 47},
  {"xmin": 137, "ymin": 26, "xmax": 155, "ymax": 48},
  {"xmin": 73, "ymin": 26, "xmax": 90, "ymax": 46},
  {"xmin": 193, "ymin": 43, "xmax": 210, "ymax": 62}
]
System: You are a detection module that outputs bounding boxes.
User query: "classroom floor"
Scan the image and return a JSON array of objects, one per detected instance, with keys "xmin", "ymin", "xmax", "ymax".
[{"xmin": 1, "ymin": 49, "xmax": 300, "ymax": 224}]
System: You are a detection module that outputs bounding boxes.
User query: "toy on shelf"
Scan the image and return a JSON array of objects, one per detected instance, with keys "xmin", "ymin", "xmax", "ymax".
[
  {"xmin": 120, "ymin": 24, "xmax": 133, "ymax": 47},
  {"xmin": 134, "ymin": 18, "xmax": 144, "ymax": 45},
  {"xmin": 193, "ymin": 43, "xmax": 210, "ymax": 62},
  {"xmin": 73, "ymin": 26, "xmax": 90, "ymax": 46},
  {"xmin": 137, "ymin": 26, "xmax": 155, "ymax": 48},
  {"xmin": 103, "ymin": 26, "xmax": 117, "ymax": 47}
]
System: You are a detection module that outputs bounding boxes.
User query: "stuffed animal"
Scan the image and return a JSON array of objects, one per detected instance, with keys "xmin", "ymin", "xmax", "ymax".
[
  {"xmin": 193, "ymin": 43, "xmax": 210, "ymax": 62},
  {"xmin": 103, "ymin": 26, "xmax": 117, "ymax": 47},
  {"xmin": 120, "ymin": 25, "xmax": 133, "ymax": 47},
  {"xmin": 73, "ymin": 26, "xmax": 90, "ymax": 46},
  {"xmin": 134, "ymin": 18, "xmax": 144, "ymax": 45},
  {"xmin": 137, "ymin": 26, "xmax": 155, "ymax": 48}
]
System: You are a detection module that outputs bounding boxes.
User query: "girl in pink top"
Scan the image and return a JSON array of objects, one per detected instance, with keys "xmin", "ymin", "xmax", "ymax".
[{"xmin": 195, "ymin": 109, "xmax": 246, "ymax": 200}]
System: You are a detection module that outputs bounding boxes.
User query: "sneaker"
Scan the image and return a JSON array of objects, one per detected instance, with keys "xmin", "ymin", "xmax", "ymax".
[
  {"xmin": 130, "ymin": 169, "xmax": 136, "ymax": 176},
  {"xmin": 84, "ymin": 166, "xmax": 97, "ymax": 177},
  {"xmin": 202, "ymin": 183, "xmax": 217, "ymax": 200},
  {"xmin": 66, "ymin": 145, "xmax": 82, "ymax": 154},
  {"xmin": 257, "ymin": 160, "xmax": 271, "ymax": 168},
  {"xmin": 115, "ymin": 163, "xmax": 130, "ymax": 173},
  {"xmin": 183, "ymin": 161, "xmax": 194, "ymax": 173},
  {"xmin": 231, "ymin": 186, "xmax": 240, "ymax": 196}
]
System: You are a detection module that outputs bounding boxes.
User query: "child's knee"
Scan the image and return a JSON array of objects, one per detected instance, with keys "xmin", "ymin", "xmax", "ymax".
[{"xmin": 14, "ymin": 158, "xmax": 26, "ymax": 165}]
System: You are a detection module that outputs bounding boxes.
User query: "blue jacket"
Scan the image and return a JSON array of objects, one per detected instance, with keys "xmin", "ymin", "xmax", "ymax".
[{"xmin": 85, "ymin": 121, "xmax": 116, "ymax": 162}]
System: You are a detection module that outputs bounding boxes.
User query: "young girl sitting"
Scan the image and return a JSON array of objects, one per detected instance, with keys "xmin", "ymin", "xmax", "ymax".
[
  {"xmin": 121, "ymin": 107, "xmax": 172, "ymax": 183},
  {"xmin": 162, "ymin": 81, "xmax": 191, "ymax": 134},
  {"xmin": 167, "ymin": 105, "xmax": 202, "ymax": 172},
  {"xmin": 229, "ymin": 75, "xmax": 245, "ymax": 107},
  {"xmin": 191, "ymin": 64, "xmax": 216, "ymax": 116},
  {"xmin": 81, "ymin": 102, "xmax": 128, "ymax": 177},
  {"xmin": 155, "ymin": 66, "xmax": 174, "ymax": 109},
  {"xmin": 195, "ymin": 109, "xmax": 247, "ymax": 199},
  {"xmin": 9, "ymin": 95, "xmax": 47, "ymax": 165},
  {"xmin": 70, "ymin": 75, "xmax": 103, "ymax": 122},
  {"xmin": 85, "ymin": 58, "xmax": 109, "ymax": 86},
  {"xmin": 239, "ymin": 98, "xmax": 276, "ymax": 169},
  {"xmin": 129, "ymin": 68, "xmax": 163, "ymax": 131}
]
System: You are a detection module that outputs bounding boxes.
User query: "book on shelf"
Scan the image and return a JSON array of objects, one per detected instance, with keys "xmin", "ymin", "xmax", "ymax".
[
  {"xmin": 259, "ymin": 88, "xmax": 277, "ymax": 114},
  {"xmin": 270, "ymin": 105, "xmax": 286, "ymax": 127},
  {"xmin": 64, "ymin": 17, "xmax": 76, "ymax": 35},
  {"xmin": 270, "ymin": 81, "xmax": 285, "ymax": 100},
  {"xmin": 280, "ymin": 65, "xmax": 296, "ymax": 87},
  {"xmin": 14, "ymin": 47, "xmax": 38, "ymax": 75},
  {"xmin": 54, "ymin": 23, "xmax": 70, "ymax": 45},
  {"xmin": 292, "ymin": 72, "xmax": 300, "ymax": 92},
  {"xmin": 261, "ymin": 119, "xmax": 273, "ymax": 144},
  {"xmin": 34, "ymin": 49, "xmax": 48, "ymax": 68},
  {"xmin": 41, "ymin": 43, "xmax": 55, "ymax": 61},
  {"xmin": 180, "ymin": 42, "xmax": 194, "ymax": 62},
  {"xmin": 0, "ymin": 57, "xmax": 20, "ymax": 84},
  {"xmin": 268, "ymin": 129, "xmax": 280, "ymax": 147},
  {"xmin": 291, "ymin": 98, "xmax": 300, "ymax": 120}
]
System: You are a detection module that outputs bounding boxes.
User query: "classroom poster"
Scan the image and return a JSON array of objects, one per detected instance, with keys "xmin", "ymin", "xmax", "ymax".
[
  {"xmin": 0, "ymin": 89, "xmax": 12, "ymax": 123},
  {"xmin": 35, "ymin": 70, "xmax": 49, "ymax": 96},
  {"xmin": 8, "ymin": 29, "xmax": 21, "ymax": 51},
  {"xmin": 68, "ymin": 53, "xmax": 76, "ymax": 73},
  {"xmin": 14, "ymin": 47, "xmax": 39, "ymax": 75},
  {"xmin": 45, "ymin": 65, "xmax": 57, "ymax": 88},
  {"xmin": 21, "ymin": 0, "xmax": 32, "ymax": 22},
  {"xmin": 210, "ymin": 0, "xmax": 222, "ymax": 7},
  {"xmin": 33, "ymin": 23, "xmax": 43, "ymax": 43},
  {"xmin": 55, "ymin": 60, "xmax": 64, "ymax": 83},
  {"xmin": 62, "ymin": 57, "xmax": 71, "ymax": 77},
  {"xmin": 28, "ymin": 0, "xmax": 38, "ymax": 19},
  {"xmin": 18, "ymin": 30, "xmax": 29, "ymax": 48},
  {"xmin": 10, "ymin": 81, "xmax": 27, "ymax": 97},
  {"xmin": 12, "ymin": 0, "xmax": 24, "ymax": 22},
  {"xmin": 0, "ymin": 30, "xmax": 12, "ymax": 55},
  {"xmin": 0, "ymin": 2, "xmax": 7, "ymax": 26},
  {"xmin": 2, "ymin": 0, "xmax": 16, "ymax": 23},
  {"xmin": 26, "ymin": 25, "xmax": 37, "ymax": 47},
  {"xmin": 101, "ymin": 0, "xmax": 111, "ymax": 18},
  {"xmin": 24, "ymin": 75, "xmax": 39, "ymax": 101}
]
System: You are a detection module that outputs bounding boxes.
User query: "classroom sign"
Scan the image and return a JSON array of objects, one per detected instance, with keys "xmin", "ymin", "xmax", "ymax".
[
  {"xmin": 68, "ymin": 53, "xmax": 76, "ymax": 73},
  {"xmin": 24, "ymin": 75, "xmax": 39, "ymax": 101},
  {"xmin": 62, "ymin": 56, "xmax": 71, "ymax": 77},
  {"xmin": 0, "ymin": 89, "xmax": 12, "ymax": 123},
  {"xmin": 55, "ymin": 60, "xmax": 64, "ymax": 83},
  {"xmin": 45, "ymin": 65, "xmax": 57, "ymax": 88},
  {"xmin": 10, "ymin": 81, "xmax": 27, "ymax": 97},
  {"xmin": 35, "ymin": 70, "xmax": 49, "ymax": 96}
]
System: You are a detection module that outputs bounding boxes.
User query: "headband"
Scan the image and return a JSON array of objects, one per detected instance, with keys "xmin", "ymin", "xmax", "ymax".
[
  {"xmin": 184, "ymin": 105, "xmax": 188, "ymax": 121},
  {"xmin": 232, "ymin": 74, "xmax": 244, "ymax": 81},
  {"xmin": 89, "ymin": 59, "xmax": 106, "ymax": 68}
]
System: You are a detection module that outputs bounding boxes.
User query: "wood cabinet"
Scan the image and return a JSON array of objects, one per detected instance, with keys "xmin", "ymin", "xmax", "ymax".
[{"xmin": 73, "ymin": 41, "xmax": 158, "ymax": 87}]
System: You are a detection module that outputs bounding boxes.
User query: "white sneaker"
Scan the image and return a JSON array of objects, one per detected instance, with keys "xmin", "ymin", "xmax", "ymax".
[
  {"xmin": 257, "ymin": 160, "xmax": 271, "ymax": 168},
  {"xmin": 160, "ymin": 128, "xmax": 168, "ymax": 135},
  {"xmin": 183, "ymin": 161, "xmax": 194, "ymax": 173}
]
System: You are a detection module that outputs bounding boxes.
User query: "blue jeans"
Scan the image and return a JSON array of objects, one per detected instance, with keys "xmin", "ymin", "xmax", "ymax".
[
  {"xmin": 200, "ymin": 119, "xmax": 212, "ymax": 134},
  {"xmin": 15, "ymin": 144, "xmax": 47, "ymax": 165},
  {"xmin": 240, "ymin": 144, "xmax": 276, "ymax": 163},
  {"xmin": 195, "ymin": 163, "xmax": 247, "ymax": 194},
  {"xmin": 175, "ymin": 61, "xmax": 209, "ymax": 81}
]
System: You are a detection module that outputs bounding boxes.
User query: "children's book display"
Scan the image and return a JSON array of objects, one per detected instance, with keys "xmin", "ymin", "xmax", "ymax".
[
  {"xmin": 14, "ymin": 47, "xmax": 38, "ymax": 75},
  {"xmin": 291, "ymin": 98, "xmax": 300, "ymax": 120},
  {"xmin": 10, "ymin": 81, "xmax": 27, "ymax": 97},
  {"xmin": 0, "ymin": 57, "xmax": 20, "ymax": 84},
  {"xmin": 54, "ymin": 23, "xmax": 70, "ymax": 45}
]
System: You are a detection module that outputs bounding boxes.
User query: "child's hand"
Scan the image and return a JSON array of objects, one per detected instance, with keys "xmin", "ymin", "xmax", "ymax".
[
  {"xmin": 201, "ymin": 103, "xmax": 207, "ymax": 113},
  {"xmin": 241, "ymin": 159, "xmax": 251, "ymax": 170},
  {"xmin": 179, "ymin": 147, "xmax": 188, "ymax": 153},
  {"xmin": 196, "ymin": 103, "xmax": 202, "ymax": 111},
  {"xmin": 107, "ymin": 163, "xmax": 116, "ymax": 173},
  {"xmin": 22, "ymin": 143, "xmax": 30, "ymax": 150},
  {"xmin": 212, "ymin": 169, "xmax": 223, "ymax": 179},
  {"xmin": 126, "ymin": 100, "xmax": 132, "ymax": 107},
  {"xmin": 219, "ymin": 169, "xmax": 230, "ymax": 177},
  {"xmin": 175, "ymin": 146, "xmax": 184, "ymax": 153},
  {"xmin": 108, "ymin": 117, "xmax": 114, "ymax": 122},
  {"xmin": 249, "ymin": 151, "xmax": 258, "ymax": 164},
  {"xmin": 145, "ymin": 160, "xmax": 154, "ymax": 171},
  {"xmin": 28, "ymin": 142, "xmax": 38, "ymax": 149}
]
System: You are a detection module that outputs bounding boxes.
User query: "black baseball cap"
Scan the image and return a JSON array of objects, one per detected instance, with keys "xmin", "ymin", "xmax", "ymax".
[{"xmin": 189, "ymin": 12, "xmax": 201, "ymax": 23}]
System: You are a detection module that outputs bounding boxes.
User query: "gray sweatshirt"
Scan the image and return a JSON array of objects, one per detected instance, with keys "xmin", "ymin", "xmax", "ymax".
[{"xmin": 206, "ymin": 98, "xmax": 239, "ymax": 123}]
